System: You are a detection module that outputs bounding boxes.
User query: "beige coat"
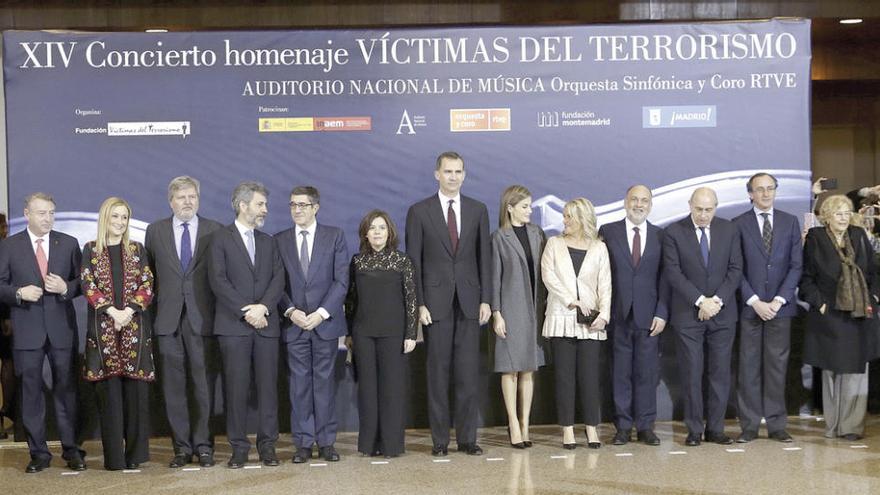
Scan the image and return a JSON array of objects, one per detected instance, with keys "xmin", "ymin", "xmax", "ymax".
[{"xmin": 541, "ymin": 235, "xmax": 612, "ymax": 340}]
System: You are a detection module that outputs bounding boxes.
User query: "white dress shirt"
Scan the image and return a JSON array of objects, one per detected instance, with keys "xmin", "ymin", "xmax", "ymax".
[
  {"xmin": 438, "ymin": 191, "xmax": 461, "ymax": 237},
  {"xmin": 173, "ymin": 215, "xmax": 199, "ymax": 260},
  {"xmin": 624, "ymin": 217, "xmax": 647, "ymax": 257},
  {"xmin": 691, "ymin": 220, "xmax": 722, "ymax": 308},
  {"xmin": 27, "ymin": 227, "xmax": 50, "ymax": 260}
]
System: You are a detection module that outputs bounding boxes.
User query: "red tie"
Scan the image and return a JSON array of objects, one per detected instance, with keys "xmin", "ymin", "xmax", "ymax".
[
  {"xmin": 35, "ymin": 238, "xmax": 48, "ymax": 278},
  {"xmin": 631, "ymin": 227, "xmax": 641, "ymax": 267},
  {"xmin": 447, "ymin": 199, "xmax": 458, "ymax": 254}
]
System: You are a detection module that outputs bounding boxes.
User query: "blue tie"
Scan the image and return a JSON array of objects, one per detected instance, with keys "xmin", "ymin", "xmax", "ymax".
[
  {"xmin": 180, "ymin": 222, "xmax": 192, "ymax": 272},
  {"xmin": 699, "ymin": 227, "xmax": 709, "ymax": 268}
]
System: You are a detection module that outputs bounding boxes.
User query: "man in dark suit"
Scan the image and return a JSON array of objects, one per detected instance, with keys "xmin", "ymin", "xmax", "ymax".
[
  {"xmin": 208, "ymin": 181, "xmax": 285, "ymax": 468},
  {"xmin": 0, "ymin": 192, "xmax": 84, "ymax": 472},
  {"xmin": 405, "ymin": 151, "xmax": 491, "ymax": 456},
  {"xmin": 663, "ymin": 187, "xmax": 743, "ymax": 446},
  {"xmin": 599, "ymin": 185, "xmax": 668, "ymax": 447},
  {"xmin": 276, "ymin": 186, "xmax": 349, "ymax": 464},
  {"xmin": 733, "ymin": 173, "xmax": 802, "ymax": 443},
  {"xmin": 145, "ymin": 176, "xmax": 222, "ymax": 468}
]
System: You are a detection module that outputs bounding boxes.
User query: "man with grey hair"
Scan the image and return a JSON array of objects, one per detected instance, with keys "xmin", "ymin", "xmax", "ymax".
[
  {"xmin": 145, "ymin": 176, "xmax": 222, "ymax": 468},
  {"xmin": 209, "ymin": 181, "xmax": 285, "ymax": 468},
  {"xmin": 663, "ymin": 187, "xmax": 742, "ymax": 447}
]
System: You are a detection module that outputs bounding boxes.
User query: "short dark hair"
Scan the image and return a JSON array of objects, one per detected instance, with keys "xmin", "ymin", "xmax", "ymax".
[
  {"xmin": 746, "ymin": 173, "xmax": 778, "ymax": 192},
  {"xmin": 231, "ymin": 181, "xmax": 268, "ymax": 215},
  {"xmin": 435, "ymin": 151, "xmax": 464, "ymax": 170},
  {"xmin": 357, "ymin": 209, "xmax": 399, "ymax": 253},
  {"xmin": 290, "ymin": 185, "xmax": 320, "ymax": 205}
]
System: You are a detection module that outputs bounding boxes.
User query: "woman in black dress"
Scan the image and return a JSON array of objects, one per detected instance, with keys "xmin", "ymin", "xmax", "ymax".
[{"xmin": 345, "ymin": 210, "xmax": 417, "ymax": 458}]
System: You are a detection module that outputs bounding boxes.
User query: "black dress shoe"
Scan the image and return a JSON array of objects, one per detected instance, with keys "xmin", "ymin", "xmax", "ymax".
[
  {"xmin": 685, "ymin": 434, "xmax": 701, "ymax": 447},
  {"xmin": 562, "ymin": 443, "xmax": 577, "ymax": 450},
  {"xmin": 319, "ymin": 445, "xmax": 340, "ymax": 462},
  {"xmin": 169, "ymin": 454, "xmax": 192, "ymax": 468},
  {"xmin": 704, "ymin": 432, "xmax": 733, "ymax": 445},
  {"xmin": 227, "ymin": 454, "xmax": 247, "ymax": 469},
  {"xmin": 612, "ymin": 430, "xmax": 631, "ymax": 446},
  {"xmin": 523, "ymin": 441, "xmax": 533, "ymax": 448},
  {"xmin": 637, "ymin": 430, "xmax": 661, "ymax": 446},
  {"xmin": 261, "ymin": 451, "xmax": 280, "ymax": 467},
  {"xmin": 292, "ymin": 447, "xmax": 312, "ymax": 464},
  {"xmin": 198, "ymin": 453, "xmax": 216, "ymax": 467},
  {"xmin": 457, "ymin": 443, "xmax": 483, "ymax": 456},
  {"xmin": 588, "ymin": 442, "xmax": 601, "ymax": 449},
  {"xmin": 431, "ymin": 445, "xmax": 448, "ymax": 457},
  {"xmin": 125, "ymin": 462, "xmax": 140, "ymax": 470},
  {"xmin": 841, "ymin": 433, "xmax": 864, "ymax": 442},
  {"xmin": 736, "ymin": 431, "xmax": 758, "ymax": 443},
  {"xmin": 66, "ymin": 455, "xmax": 87, "ymax": 471},
  {"xmin": 769, "ymin": 430, "xmax": 793, "ymax": 443},
  {"xmin": 26, "ymin": 457, "xmax": 51, "ymax": 473}
]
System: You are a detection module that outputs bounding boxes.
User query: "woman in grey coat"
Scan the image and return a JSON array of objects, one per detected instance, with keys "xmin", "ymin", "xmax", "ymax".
[{"xmin": 491, "ymin": 185, "xmax": 547, "ymax": 449}]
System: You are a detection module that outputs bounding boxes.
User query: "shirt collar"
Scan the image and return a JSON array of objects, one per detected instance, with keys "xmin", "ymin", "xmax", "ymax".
[
  {"xmin": 234, "ymin": 220, "xmax": 254, "ymax": 236},
  {"xmin": 438, "ymin": 191, "xmax": 461, "ymax": 206},
  {"xmin": 26, "ymin": 227, "xmax": 48, "ymax": 244},
  {"xmin": 753, "ymin": 206, "xmax": 774, "ymax": 218},
  {"xmin": 174, "ymin": 215, "xmax": 199, "ymax": 229},
  {"xmin": 692, "ymin": 219, "xmax": 710, "ymax": 231},
  {"xmin": 295, "ymin": 221, "xmax": 317, "ymax": 237},
  {"xmin": 624, "ymin": 217, "xmax": 647, "ymax": 232}
]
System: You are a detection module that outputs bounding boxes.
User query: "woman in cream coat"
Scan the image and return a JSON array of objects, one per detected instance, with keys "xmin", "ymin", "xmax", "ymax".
[{"xmin": 541, "ymin": 197, "xmax": 611, "ymax": 449}]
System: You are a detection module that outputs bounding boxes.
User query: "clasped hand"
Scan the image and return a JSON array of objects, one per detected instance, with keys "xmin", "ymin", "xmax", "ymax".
[
  {"xmin": 241, "ymin": 304, "xmax": 268, "ymax": 329},
  {"xmin": 106, "ymin": 306, "xmax": 134, "ymax": 330},
  {"xmin": 698, "ymin": 297, "xmax": 722, "ymax": 321},
  {"xmin": 288, "ymin": 308, "xmax": 324, "ymax": 331}
]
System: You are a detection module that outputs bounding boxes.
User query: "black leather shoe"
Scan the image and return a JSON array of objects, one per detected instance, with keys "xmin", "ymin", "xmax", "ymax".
[
  {"xmin": 169, "ymin": 454, "xmax": 192, "ymax": 468},
  {"xmin": 319, "ymin": 446, "xmax": 340, "ymax": 462},
  {"xmin": 612, "ymin": 430, "xmax": 631, "ymax": 445},
  {"xmin": 292, "ymin": 447, "xmax": 312, "ymax": 464},
  {"xmin": 431, "ymin": 445, "xmax": 448, "ymax": 457},
  {"xmin": 198, "ymin": 453, "xmax": 215, "ymax": 467},
  {"xmin": 685, "ymin": 433, "xmax": 701, "ymax": 447},
  {"xmin": 736, "ymin": 431, "xmax": 758, "ymax": 443},
  {"xmin": 841, "ymin": 433, "xmax": 863, "ymax": 442},
  {"xmin": 769, "ymin": 430, "xmax": 793, "ymax": 443},
  {"xmin": 227, "ymin": 454, "xmax": 247, "ymax": 469},
  {"xmin": 637, "ymin": 430, "xmax": 661, "ymax": 446},
  {"xmin": 125, "ymin": 462, "xmax": 140, "ymax": 470},
  {"xmin": 261, "ymin": 450, "xmax": 280, "ymax": 467},
  {"xmin": 26, "ymin": 457, "xmax": 51, "ymax": 473},
  {"xmin": 523, "ymin": 441, "xmax": 533, "ymax": 448},
  {"xmin": 588, "ymin": 441, "xmax": 601, "ymax": 449},
  {"xmin": 704, "ymin": 432, "xmax": 733, "ymax": 445},
  {"xmin": 457, "ymin": 443, "xmax": 483, "ymax": 456},
  {"xmin": 562, "ymin": 443, "xmax": 577, "ymax": 450},
  {"xmin": 66, "ymin": 454, "xmax": 87, "ymax": 471}
]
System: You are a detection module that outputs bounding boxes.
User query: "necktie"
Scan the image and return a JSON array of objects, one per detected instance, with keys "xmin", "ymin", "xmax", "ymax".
[
  {"xmin": 35, "ymin": 239, "xmax": 48, "ymax": 278},
  {"xmin": 447, "ymin": 199, "xmax": 458, "ymax": 254},
  {"xmin": 180, "ymin": 222, "xmax": 192, "ymax": 272},
  {"xmin": 631, "ymin": 226, "xmax": 641, "ymax": 267},
  {"xmin": 760, "ymin": 212, "xmax": 773, "ymax": 253},
  {"xmin": 245, "ymin": 230, "xmax": 255, "ymax": 265},
  {"xmin": 699, "ymin": 227, "xmax": 709, "ymax": 268},
  {"xmin": 299, "ymin": 230, "xmax": 310, "ymax": 275}
]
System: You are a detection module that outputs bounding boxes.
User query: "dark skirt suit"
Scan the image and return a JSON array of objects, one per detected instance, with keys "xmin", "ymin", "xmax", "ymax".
[
  {"xmin": 345, "ymin": 249, "xmax": 417, "ymax": 457},
  {"xmin": 81, "ymin": 241, "xmax": 155, "ymax": 470}
]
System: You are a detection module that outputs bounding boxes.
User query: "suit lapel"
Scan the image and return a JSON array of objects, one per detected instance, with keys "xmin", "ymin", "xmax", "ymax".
[
  {"xmin": 457, "ymin": 198, "xmax": 472, "ymax": 253},
  {"xmin": 229, "ymin": 224, "xmax": 255, "ymax": 272},
  {"xmin": 191, "ymin": 216, "xmax": 212, "ymax": 270},
  {"xmin": 683, "ymin": 218, "xmax": 709, "ymax": 273},
  {"xmin": 612, "ymin": 222, "xmax": 636, "ymax": 270},
  {"xmin": 642, "ymin": 222, "xmax": 660, "ymax": 264},
  {"xmin": 162, "ymin": 218, "xmax": 184, "ymax": 275},
  {"xmin": 46, "ymin": 231, "xmax": 63, "ymax": 276},
  {"xmin": 427, "ymin": 197, "xmax": 454, "ymax": 257},
  {"xmin": 306, "ymin": 225, "xmax": 330, "ymax": 282},
  {"xmin": 743, "ymin": 212, "xmax": 768, "ymax": 257}
]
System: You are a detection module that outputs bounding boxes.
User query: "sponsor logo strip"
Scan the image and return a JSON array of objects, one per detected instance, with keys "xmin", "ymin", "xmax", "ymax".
[
  {"xmin": 450, "ymin": 108, "xmax": 511, "ymax": 132},
  {"xmin": 107, "ymin": 121, "xmax": 190, "ymax": 137},
  {"xmin": 642, "ymin": 105, "xmax": 717, "ymax": 128},
  {"xmin": 259, "ymin": 117, "xmax": 372, "ymax": 132}
]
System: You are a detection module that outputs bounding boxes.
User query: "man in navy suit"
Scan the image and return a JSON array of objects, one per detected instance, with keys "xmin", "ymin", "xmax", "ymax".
[
  {"xmin": 276, "ymin": 186, "xmax": 349, "ymax": 464},
  {"xmin": 0, "ymin": 192, "xmax": 84, "ymax": 472},
  {"xmin": 405, "ymin": 151, "xmax": 491, "ymax": 456},
  {"xmin": 209, "ymin": 181, "xmax": 285, "ymax": 469},
  {"xmin": 733, "ymin": 173, "xmax": 802, "ymax": 443},
  {"xmin": 663, "ymin": 187, "xmax": 743, "ymax": 446},
  {"xmin": 599, "ymin": 185, "xmax": 668, "ymax": 446}
]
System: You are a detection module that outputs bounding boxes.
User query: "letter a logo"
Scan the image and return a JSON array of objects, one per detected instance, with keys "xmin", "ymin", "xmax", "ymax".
[{"xmin": 396, "ymin": 110, "xmax": 416, "ymax": 135}]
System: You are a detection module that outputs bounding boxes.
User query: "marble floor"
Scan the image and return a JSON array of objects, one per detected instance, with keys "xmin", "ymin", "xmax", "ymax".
[{"xmin": 2, "ymin": 416, "xmax": 880, "ymax": 494}]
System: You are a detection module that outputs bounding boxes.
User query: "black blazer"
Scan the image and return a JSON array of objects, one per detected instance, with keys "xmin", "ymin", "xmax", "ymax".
[
  {"xmin": 145, "ymin": 215, "xmax": 222, "ymax": 336},
  {"xmin": 405, "ymin": 194, "xmax": 491, "ymax": 320},
  {"xmin": 799, "ymin": 226, "xmax": 880, "ymax": 311},
  {"xmin": 663, "ymin": 216, "xmax": 743, "ymax": 327},
  {"xmin": 0, "ymin": 230, "xmax": 82, "ymax": 350},
  {"xmin": 208, "ymin": 223, "xmax": 285, "ymax": 337}
]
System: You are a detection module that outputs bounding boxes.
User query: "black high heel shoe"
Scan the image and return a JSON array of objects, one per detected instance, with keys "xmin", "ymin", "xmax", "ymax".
[
  {"xmin": 507, "ymin": 427, "xmax": 526, "ymax": 449},
  {"xmin": 586, "ymin": 428, "xmax": 601, "ymax": 449}
]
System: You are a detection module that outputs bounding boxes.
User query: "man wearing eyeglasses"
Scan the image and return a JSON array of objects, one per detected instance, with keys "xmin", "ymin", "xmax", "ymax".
[
  {"xmin": 732, "ymin": 173, "xmax": 802, "ymax": 444},
  {"xmin": 275, "ymin": 186, "xmax": 349, "ymax": 464}
]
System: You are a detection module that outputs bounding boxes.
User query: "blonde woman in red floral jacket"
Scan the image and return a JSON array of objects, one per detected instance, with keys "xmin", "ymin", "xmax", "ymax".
[{"xmin": 81, "ymin": 196, "xmax": 154, "ymax": 471}]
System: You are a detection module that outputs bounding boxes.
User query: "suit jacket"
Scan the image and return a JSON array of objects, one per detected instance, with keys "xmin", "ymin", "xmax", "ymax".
[
  {"xmin": 405, "ymin": 194, "xmax": 491, "ymax": 320},
  {"xmin": 663, "ymin": 216, "xmax": 743, "ymax": 327},
  {"xmin": 0, "ymin": 229, "xmax": 82, "ymax": 350},
  {"xmin": 598, "ymin": 219, "xmax": 669, "ymax": 329},
  {"xmin": 275, "ymin": 223, "xmax": 349, "ymax": 342},
  {"xmin": 145, "ymin": 215, "xmax": 222, "ymax": 336},
  {"xmin": 733, "ymin": 209, "xmax": 803, "ymax": 319},
  {"xmin": 208, "ymin": 223, "xmax": 285, "ymax": 338},
  {"xmin": 490, "ymin": 224, "xmax": 547, "ymax": 337}
]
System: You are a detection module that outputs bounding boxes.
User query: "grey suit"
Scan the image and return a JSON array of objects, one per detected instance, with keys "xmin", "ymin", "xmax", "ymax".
[
  {"xmin": 490, "ymin": 225, "xmax": 547, "ymax": 372},
  {"xmin": 145, "ymin": 215, "xmax": 221, "ymax": 458}
]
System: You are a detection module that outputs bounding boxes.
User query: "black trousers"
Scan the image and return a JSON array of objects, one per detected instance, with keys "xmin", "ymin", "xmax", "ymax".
[
  {"xmin": 217, "ymin": 334, "xmax": 279, "ymax": 457},
  {"xmin": 354, "ymin": 333, "xmax": 407, "ymax": 456},
  {"xmin": 737, "ymin": 317, "xmax": 791, "ymax": 434},
  {"xmin": 156, "ymin": 314, "xmax": 217, "ymax": 456},
  {"xmin": 674, "ymin": 322, "xmax": 735, "ymax": 435},
  {"xmin": 551, "ymin": 337, "xmax": 601, "ymax": 426},
  {"xmin": 612, "ymin": 314, "xmax": 660, "ymax": 432},
  {"xmin": 13, "ymin": 340, "xmax": 81, "ymax": 461},
  {"xmin": 93, "ymin": 377, "xmax": 150, "ymax": 470},
  {"xmin": 423, "ymin": 299, "xmax": 480, "ymax": 446}
]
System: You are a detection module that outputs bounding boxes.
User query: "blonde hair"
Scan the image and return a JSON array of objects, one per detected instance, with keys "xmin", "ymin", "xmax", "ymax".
[
  {"xmin": 563, "ymin": 197, "xmax": 598, "ymax": 240},
  {"xmin": 818, "ymin": 194, "xmax": 853, "ymax": 227},
  {"xmin": 498, "ymin": 185, "xmax": 531, "ymax": 229},
  {"xmin": 95, "ymin": 197, "xmax": 132, "ymax": 252}
]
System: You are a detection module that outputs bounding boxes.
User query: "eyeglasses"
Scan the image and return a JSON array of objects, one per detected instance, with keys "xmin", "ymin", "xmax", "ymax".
[
  {"xmin": 289, "ymin": 202, "xmax": 314, "ymax": 210},
  {"xmin": 752, "ymin": 186, "xmax": 777, "ymax": 194}
]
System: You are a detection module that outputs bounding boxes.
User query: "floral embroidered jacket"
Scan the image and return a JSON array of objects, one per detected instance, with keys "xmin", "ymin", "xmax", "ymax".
[{"xmin": 81, "ymin": 240, "xmax": 155, "ymax": 382}]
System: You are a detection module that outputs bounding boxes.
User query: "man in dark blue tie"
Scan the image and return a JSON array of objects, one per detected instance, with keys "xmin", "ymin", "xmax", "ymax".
[{"xmin": 663, "ymin": 187, "xmax": 743, "ymax": 446}]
